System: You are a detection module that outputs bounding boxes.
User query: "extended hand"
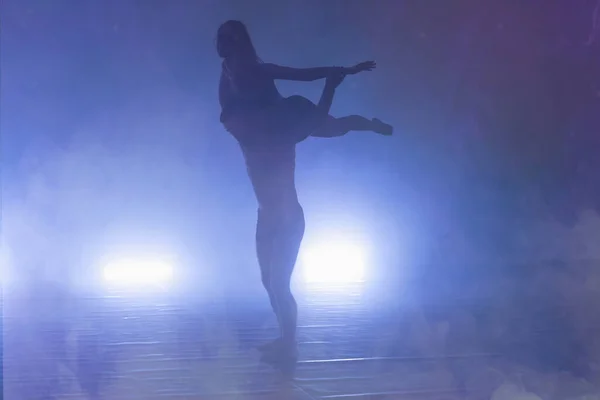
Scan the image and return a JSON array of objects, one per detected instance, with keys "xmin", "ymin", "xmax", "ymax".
[{"xmin": 345, "ymin": 61, "xmax": 377, "ymax": 75}]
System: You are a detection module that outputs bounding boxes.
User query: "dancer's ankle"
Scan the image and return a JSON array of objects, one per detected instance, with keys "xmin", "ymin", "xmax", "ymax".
[{"xmin": 371, "ymin": 118, "xmax": 393, "ymax": 136}]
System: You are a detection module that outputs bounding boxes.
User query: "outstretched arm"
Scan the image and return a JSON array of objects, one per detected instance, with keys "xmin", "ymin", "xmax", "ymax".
[
  {"xmin": 259, "ymin": 61, "xmax": 376, "ymax": 82},
  {"xmin": 259, "ymin": 63, "xmax": 339, "ymax": 82}
]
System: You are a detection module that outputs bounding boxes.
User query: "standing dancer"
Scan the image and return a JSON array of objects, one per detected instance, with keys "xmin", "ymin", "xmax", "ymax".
[{"xmin": 217, "ymin": 20, "xmax": 393, "ymax": 360}]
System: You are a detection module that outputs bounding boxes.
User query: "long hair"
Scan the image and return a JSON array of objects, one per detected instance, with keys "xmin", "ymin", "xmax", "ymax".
[{"xmin": 217, "ymin": 20, "xmax": 261, "ymax": 63}]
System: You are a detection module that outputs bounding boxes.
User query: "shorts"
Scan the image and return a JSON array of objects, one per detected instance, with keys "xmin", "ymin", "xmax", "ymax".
[{"xmin": 222, "ymin": 95, "xmax": 323, "ymax": 148}]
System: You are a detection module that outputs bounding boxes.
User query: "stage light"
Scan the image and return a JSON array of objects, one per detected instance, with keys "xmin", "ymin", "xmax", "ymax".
[
  {"xmin": 300, "ymin": 238, "xmax": 367, "ymax": 284},
  {"xmin": 102, "ymin": 257, "xmax": 174, "ymax": 286}
]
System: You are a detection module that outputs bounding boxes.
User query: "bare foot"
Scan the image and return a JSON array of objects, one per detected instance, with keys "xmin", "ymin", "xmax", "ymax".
[{"xmin": 371, "ymin": 118, "xmax": 393, "ymax": 136}]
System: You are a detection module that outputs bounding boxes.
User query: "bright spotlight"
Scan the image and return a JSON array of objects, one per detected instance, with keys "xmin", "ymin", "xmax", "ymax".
[
  {"xmin": 300, "ymin": 239, "xmax": 367, "ymax": 284},
  {"xmin": 102, "ymin": 258, "xmax": 174, "ymax": 286}
]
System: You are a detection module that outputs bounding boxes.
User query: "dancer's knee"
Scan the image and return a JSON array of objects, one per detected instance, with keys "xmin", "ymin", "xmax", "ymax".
[
  {"xmin": 260, "ymin": 268, "xmax": 270, "ymax": 289},
  {"xmin": 312, "ymin": 117, "xmax": 347, "ymax": 138},
  {"xmin": 269, "ymin": 275, "xmax": 294, "ymax": 302},
  {"xmin": 259, "ymin": 202, "xmax": 304, "ymax": 227}
]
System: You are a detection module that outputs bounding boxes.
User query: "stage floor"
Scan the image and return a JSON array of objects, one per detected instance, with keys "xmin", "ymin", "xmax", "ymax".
[
  {"xmin": 3, "ymin": 282, "xmax": 506, "ymax": 400},
  {"xmin": 5, "ymin": 280, "xmax": 594, "ymax": 400}
]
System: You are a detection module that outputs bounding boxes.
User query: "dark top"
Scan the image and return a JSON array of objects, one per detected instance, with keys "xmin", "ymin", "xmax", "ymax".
[
  {"xmin": 219, "ymin": 60, "xmax": 281, "ymax": 123},
  {"xmin": 218, "ymin": 60, "xmax": 299, "ymax": 210}
]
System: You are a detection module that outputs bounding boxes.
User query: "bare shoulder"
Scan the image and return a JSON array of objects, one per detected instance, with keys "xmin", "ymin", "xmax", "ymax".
[
  {"xmin": 224, "ymin": 58, "xmax": 265, "ymax": 78},
  {"xmin": 258, "ymin": 62, "xmax": 281, "ymax": 72}
]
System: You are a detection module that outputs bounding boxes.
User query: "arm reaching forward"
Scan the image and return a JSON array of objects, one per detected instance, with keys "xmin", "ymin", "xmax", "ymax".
[{"xmin": 259, "ymin": 61, "xmax": 377, "ymax": 82}]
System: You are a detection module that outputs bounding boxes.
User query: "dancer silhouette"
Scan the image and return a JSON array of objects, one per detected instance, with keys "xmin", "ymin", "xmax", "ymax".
[{"xmin": 217, "ymin": 20, "xmax": 393, "ymax": 360}]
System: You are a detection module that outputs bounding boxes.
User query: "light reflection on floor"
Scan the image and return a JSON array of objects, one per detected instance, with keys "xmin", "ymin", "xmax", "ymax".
[{"xmin": 2, "ymin": 278, "xmax": 588, "ymax": 400}]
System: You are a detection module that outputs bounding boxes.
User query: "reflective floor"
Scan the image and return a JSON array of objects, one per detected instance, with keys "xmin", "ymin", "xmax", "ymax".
[{"xmin": 3, "ymin": 278, "xmax": 598, "ymax": 399}]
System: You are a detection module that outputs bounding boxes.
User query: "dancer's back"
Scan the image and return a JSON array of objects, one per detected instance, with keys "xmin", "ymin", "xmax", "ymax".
[
  {"xmin": 219, "ymin": 53, "xmax": 297, "ymax": 210},
  {"xmin": 220, "ymin": 59, "xmax": 282, "ymax": 121}
]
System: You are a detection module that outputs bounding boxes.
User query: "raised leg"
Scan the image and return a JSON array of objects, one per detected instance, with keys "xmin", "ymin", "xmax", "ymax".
[
  {"xmin": 313, "ymin": 72, "xmax": 393, "ymax": 138},
  {"xmin": 316, "ymin": 71, "xmax": 346, "ymax": 115},
  {"xmin": 312, "ymin": 115, "xmax": 394, "ymax": 138}
]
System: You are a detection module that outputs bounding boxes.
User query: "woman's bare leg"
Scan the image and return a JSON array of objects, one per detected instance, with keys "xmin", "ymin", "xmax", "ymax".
[
  {"xmin": 314, "ymin": 72, "xmax": 393, "ymax": 138},
  {"xmin": 256, "ymin": 209, "xmax": 278, "ymax": 317},
  {"xmin": 257, "ymin": 203, "xmax": 305, "ymax": 359},
  {"xmin": 256, "ymin": 204, "xmax": 303, "ymax": 355},
  {"xmin": 316, "ymin": 71, "xmax": 345, "ymax": 114},
  {"xmin": 246, "ymin": 147, "xmax": 304, "ymax": 357},
  {"xmin": 269, "ymin": 204, "xmax": 304, "ymax": 346},
  {"xmin": 313, "ymin": 115, "xmax": 393, "ymax": 138}
]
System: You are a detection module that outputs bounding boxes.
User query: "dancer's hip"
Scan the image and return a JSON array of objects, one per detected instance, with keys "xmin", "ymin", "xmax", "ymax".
[{"xmin": 221, "ymin": 96, "xmax": 320, "ymax": 147}]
